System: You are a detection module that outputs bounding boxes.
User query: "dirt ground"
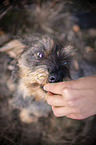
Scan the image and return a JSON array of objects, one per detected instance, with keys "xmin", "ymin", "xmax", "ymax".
[{"xmin": 0, "ymin": 1, "xmax": 96, "ymax": 145}]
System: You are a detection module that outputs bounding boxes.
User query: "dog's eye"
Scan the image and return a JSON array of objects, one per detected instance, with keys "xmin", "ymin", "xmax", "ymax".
[
  {"xmin": 37, "ymin": 52, "xmax": 43, "ymax": 58},
  {"xmin": 64, "ymin": 61, "xmax": 67, "ymax": 65}
]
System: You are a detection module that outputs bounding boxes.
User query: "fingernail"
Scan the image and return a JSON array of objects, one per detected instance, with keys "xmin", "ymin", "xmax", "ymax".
[{"xmin": 43, "ymin": 85, "xmax": 46, "ymax": 91}]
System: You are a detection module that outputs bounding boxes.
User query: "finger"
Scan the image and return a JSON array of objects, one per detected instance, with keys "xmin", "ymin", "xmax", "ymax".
[
  {"xmin": 66, "ymin": 114, "xmax": 77, "ymax": 119},
  {"xmin": 44, "ymin": 81, "xmax": 71, "ymax": 95},
  {"xmin": 63, "ymin": 88, "xmax": 95, "ymax": 102},
  {"xmin": 66, "ymin": 114, "xmax": 86, "ymax": 120},
  {"xmin": 45, "ymin": 88, "xmax": 83, "ymax": 107},
  {"xmin": 45, "ymin": 92, "xmax": 66, "ymax": 106},
  {"xmin": 52, "ymin": 106, "xmax": 76, "ymax": 117},
  {"xmin": 44, "ymin": 75, "xmax": 96, "ymax": 94},
  {"xmin": 68, "ymin": 75, "xmax": 96, "ymax": 89}
]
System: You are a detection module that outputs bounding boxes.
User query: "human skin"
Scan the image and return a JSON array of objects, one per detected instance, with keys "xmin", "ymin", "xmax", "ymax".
[{"xmin": 44, "ymin": 75, "xmax": 96, "ymax": 119}]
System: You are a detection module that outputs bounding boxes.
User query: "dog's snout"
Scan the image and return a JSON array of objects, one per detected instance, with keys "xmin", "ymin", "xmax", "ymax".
[{"xmin": 48, "ymin": 74, "xmax": 61, "ymax": 83}]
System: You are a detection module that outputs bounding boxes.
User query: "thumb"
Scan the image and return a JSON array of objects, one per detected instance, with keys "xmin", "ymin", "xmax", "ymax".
[{"xmin": 44, "ymin": 81, "xmax": 71, "ymax": 95}]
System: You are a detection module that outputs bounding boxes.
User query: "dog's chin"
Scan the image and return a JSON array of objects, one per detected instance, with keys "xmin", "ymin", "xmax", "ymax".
[
  {"xmin": 31, "ymin": 83, "xmax": 47, "ymax": 92},
  {"xmin": 29, "ymin": 83, "xmax": 47, "ymax": 100}
]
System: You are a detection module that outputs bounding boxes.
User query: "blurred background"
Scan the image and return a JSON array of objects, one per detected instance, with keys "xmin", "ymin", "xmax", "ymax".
[{"xmin": 0, "ymin": 0, "xmax": 96, "ymax": 145}]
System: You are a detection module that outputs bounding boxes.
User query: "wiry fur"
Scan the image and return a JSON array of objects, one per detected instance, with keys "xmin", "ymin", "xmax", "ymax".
[{"xmin": 15, "ymin": 34, "xmax": 71, "ymax": 100}]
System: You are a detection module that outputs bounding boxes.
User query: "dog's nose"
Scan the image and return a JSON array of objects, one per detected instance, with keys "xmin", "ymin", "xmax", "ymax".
[{"xmin": 48, "ymin": 74, "xmax": 60, "ymax": 83}]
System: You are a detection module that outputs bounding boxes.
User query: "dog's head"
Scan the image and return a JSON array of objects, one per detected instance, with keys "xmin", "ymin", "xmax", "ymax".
[{"xmin": 18, "ymin": 35, "xmax": 72, "ymax": 99}]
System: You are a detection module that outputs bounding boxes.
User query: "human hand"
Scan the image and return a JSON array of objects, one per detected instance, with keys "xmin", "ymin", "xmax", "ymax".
[{"xmin": 44, "ymin": 75, "xmax": 96, "ymax": 119}]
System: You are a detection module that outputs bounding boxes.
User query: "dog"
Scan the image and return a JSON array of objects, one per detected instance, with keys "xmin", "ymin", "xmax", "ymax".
[
  {"xmin": 10, "ymin": 34, "xmax": 72, "ymax": 100},
  {"xmin": 0, "ymin": 33, "xmax": 96, "ymax": 145},
  {"xmin": 0, "ymin": 33, "xmax": 74, "ymax": 123}
]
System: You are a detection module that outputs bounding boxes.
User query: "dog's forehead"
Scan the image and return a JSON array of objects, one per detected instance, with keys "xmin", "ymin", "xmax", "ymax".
[
  {"xmin": 33, "ymin": 35, "xmax": 55, "ymax": 52},
  {"xmin": 41, "ymin": 35, "xmax": 54, "ymax": 50},
  {"xmin": 21, "ymin": 35, "xmax": 64, "ymax": 61}
]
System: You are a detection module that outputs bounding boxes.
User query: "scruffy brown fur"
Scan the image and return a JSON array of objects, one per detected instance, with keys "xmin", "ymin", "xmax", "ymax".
[{"xmin": 12, "ymin": 34, "xmax": 72, "ymax": 100}]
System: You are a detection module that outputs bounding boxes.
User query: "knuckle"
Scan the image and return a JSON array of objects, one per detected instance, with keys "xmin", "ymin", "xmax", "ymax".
[
  {"xmin": 67, "ymin": 100, "xmax": 75, "ymax": 106},
  {"xmin": 62, "ymin": 87, "xmax": 69, "ymax": 94},
  {"xmin": 62, "ymin": 87, "xmax": 72, "ymax": 100}
]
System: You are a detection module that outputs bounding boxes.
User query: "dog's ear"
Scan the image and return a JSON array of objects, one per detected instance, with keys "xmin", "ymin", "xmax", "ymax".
[
  {"xmin": 0, "ymin": 39, "xmax": 26, "ymax": 58},
  {"xmin": 62, "ymin": 45, "xmax": 76, "ymax": 56},
  {"xmin": 0, "ymin": 39, "xmax": 28, "ymax": 82},
  {"xmin": 63, "ymin": 45, "xmax": 80, "ymax": 71}
]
